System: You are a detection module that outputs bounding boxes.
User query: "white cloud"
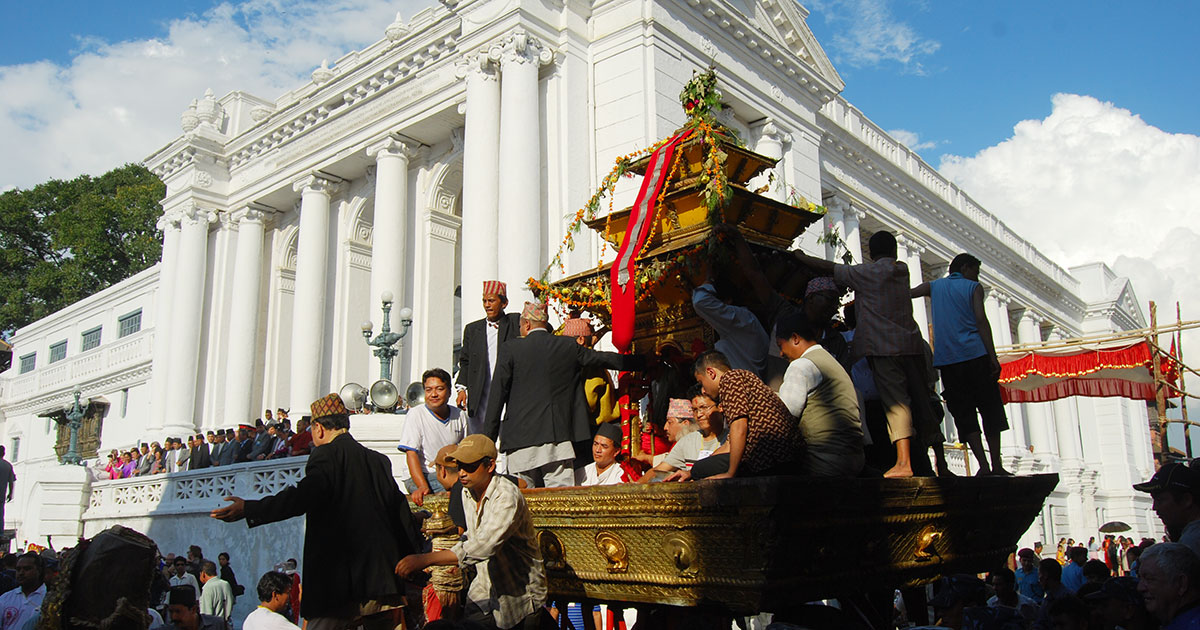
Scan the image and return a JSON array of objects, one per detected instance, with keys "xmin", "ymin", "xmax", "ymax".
[
  {"xmin": 0, "ymin": 0, "xmax": 434, "ymax": 190},
  {"xmin": 808, "ymin": 0, "xmax": 940, "ymax": 74},
  {"xmin": 940, "ymin": 94, "xmax": 1200, "ymax": 397},
  {"xmin": 887, "ymin": 128, "xmax": 938, "ymax": 152}
]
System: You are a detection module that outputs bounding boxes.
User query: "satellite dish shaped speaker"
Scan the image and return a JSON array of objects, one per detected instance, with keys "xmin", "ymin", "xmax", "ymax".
[
  {"xmin": 405, "ymin": 381, "xmax": 425, "ymax": 409},
  {"xmin": 370, "ymin": 379, "xmax": 399, "ymax": 410},
  {"xmin": 339, "ymin": 383, "xmax": 368, "ymax": 410}
]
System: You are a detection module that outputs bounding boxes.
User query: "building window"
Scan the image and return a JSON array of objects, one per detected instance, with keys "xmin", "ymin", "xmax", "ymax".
[
  {"xmin": 121, "ymin": 388, "xmax": 129, "ymax": 418},
  {"xmin": 81, "ymin": 327, "xmax": 102, "ymax": 352},
  {"xmin": 18, "ymin": 353, "xmax": 35, "ymax": 374},
  {"xmin": 10, "ymin": 438, "xmax": 18, "ymax": 463},
  {"xmin": 118, "ymin": 310, "xmax": 142, "ymax": 338},
  {"xmin": 49, "ymin": 341, "xmax": 67, "ymax": 364}
]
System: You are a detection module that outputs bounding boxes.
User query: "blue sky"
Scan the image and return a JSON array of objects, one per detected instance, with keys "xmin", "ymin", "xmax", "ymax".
[{"xmin": 804, "ymin": 0, "xmax": 1200, "ymax": 161}]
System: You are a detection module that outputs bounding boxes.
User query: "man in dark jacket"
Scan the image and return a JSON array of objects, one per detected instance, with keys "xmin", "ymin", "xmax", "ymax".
[
  {"xmin": 211, "ymin": 393, "xmax": 420, "ymax": 629},
  {"xmin": 188, "ymin": 434, "xmax": 212, "ymax": 470},
  {"xmin": 456, "ymin": 281, "xmax": 521, "ymax": 435},
  {"xmin": 483, "ymin": 301, "xmax": 642, "ymax": 487}
]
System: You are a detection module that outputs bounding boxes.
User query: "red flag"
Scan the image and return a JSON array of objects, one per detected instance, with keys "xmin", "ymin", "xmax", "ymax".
[
  {"xmin": 608, "ymin": 130, "xmax": 692, "ymax": 353},
  {"xmin": 1165, "ymin": 335, "xmax": 1181, "ymax": 396}
]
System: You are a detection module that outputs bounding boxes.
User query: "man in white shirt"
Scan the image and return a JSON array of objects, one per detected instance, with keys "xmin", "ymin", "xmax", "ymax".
[
  {"xmin": 169, "ymin": 556, "xmax": 201, "ymax": 595},
  {"xmin": 774, "ymin": 310, "xmax": 865, "ymax": 477},
  {"xmin": 198, "ymin": 561, "xmax": 234, "ymax": 624},
  {"xmin": 398, "ymin": 368, "xmax": 468, "ymax": 505},
  {"xmin": 576, "ymin": 423, "xmax": 635, "ymax": 486},
  {"xmin": 0, "ymin": 553, "xmax": 45, "ymax": 630},
  {"xmin": 244, "ymin": 571, "xmax": 300, "ymax": 630}
]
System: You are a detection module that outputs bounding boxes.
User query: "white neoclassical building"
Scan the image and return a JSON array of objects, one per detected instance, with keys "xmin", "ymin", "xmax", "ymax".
[{"xmin": 0, "ymin": 0, "xmax": 1159, "ymax": 592}]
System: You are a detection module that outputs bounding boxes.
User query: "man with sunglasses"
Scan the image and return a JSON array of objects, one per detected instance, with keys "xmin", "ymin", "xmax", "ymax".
[
  {"xmin": 395, "ymin": 435, "xmax": 548, "ymax": 629},
  {"xmin": 639, "ymin": 387, "xmax": 728, "ymax": 483}
]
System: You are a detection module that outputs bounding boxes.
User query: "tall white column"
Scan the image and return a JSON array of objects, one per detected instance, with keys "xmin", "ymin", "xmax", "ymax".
[
  {"xmin": 163, "ymin": 204, "xmax": 214, "ymax": 435},
  {"xmin": 416, "ymin": 211, "xmax": 462, "ymax": 374},
  {"xmin": 898, "ymin": 236, "xmax": 929, "ymax": 340},
  {"xmin": 988, "ymin": 291, "xmax": 1028, "ymax": 456},
  {"xmin": 496, "ymin": 28, "xmax": 553, "ymax": 305},
  {"xmin": 149, "ymin": 213, "xmax": 182, "ymax": 432},
  {"xmin": 755, "ymin": 121, "xmax": 790, "ymax": 202},
  {"xmin": 843, "ymin": 207, "xmax": 864, "ymax": 264},
  {"xmin": 1018, "ymin": 310, "xmax": 1055, "ymax": 461},
  {"xmin": 823, "ymin": 200, "xmax": 846, "ymax": 261},
  {"xmin": 457, "ymin": 54, "xmax": 501, "ymax": 311},
  {"xmin": 290, "ymin": 174, "xmax": 342, "ymax": 412},
  {"xmin": 367, "ymin": 135, "xmax": 414, "ymax": 327},
  {"xmin": 223, "ymin": 206, "xmax": 270, "ymax": 426},
  {"xmin": 1050, "ymin": 328, "xmax": 1084, "ymax": 464}
]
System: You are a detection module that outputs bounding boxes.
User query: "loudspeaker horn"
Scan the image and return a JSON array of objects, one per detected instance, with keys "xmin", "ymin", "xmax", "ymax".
[
  {"xmin": 404, "ymin": 382, "xmax": 425, "ymax": 409},
  {"xmin": 369, "ymin": 379, "xmax": 400, "ymax": 410},
  {"xmin": 338, "ymin": 383, "xmax": 368, "ymax": 410}
]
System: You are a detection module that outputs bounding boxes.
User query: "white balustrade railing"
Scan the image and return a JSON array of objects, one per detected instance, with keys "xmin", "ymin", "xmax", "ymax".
[
  {"xmin": 3, "ymin": 330, "xmax": 154, "ymax": 404},
  {"xmin": 83, "ymin": 456, "xmax": 307, "ymax": 520}
]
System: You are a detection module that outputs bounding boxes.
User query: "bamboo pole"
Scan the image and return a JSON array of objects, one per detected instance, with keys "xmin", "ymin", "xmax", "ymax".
[
  {"xmin": 996, "ymin": 318, "xmax": 1200, "ymax": 354},
  {"xmin": 1180, "ymin": 303, "xmax": 1192, "ymax": 459},
  {"xmin": 1151, "ymin": 302, "xmax": 1169, "ymax": 467}
]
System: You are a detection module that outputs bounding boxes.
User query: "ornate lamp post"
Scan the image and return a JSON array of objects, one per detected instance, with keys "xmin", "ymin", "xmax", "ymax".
[
  {"xmin": 361, "ymin": 291, "xmax": 414, "ymax": 382},
  {"xmin": 61, "ymin": 386, "xmax": 86, "ymax": 466}
]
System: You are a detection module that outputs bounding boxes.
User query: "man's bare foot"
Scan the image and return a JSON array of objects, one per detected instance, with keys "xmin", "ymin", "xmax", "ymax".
[{"xmin": 884, "ymin": 464, "xmax": 913, "ymax": 478}]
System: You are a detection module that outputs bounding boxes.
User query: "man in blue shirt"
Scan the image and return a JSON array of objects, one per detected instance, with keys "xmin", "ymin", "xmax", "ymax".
[
  {"xmin": 1061, "ymin": 546, "xmax": 1087, "ymax": 593},
  {"xmin": 1015, "ymin": 548, "xmax": 1044, "ymax": 601},
  {"xmin": 911, "ymin": 253, "xmax": 1010, "ymax": 476}
]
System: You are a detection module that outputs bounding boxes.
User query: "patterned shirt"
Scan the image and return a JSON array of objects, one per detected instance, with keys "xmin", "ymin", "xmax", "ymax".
[
  {"xmin": 716, "ymin": 369, "xmax": 804, "ymax": 474},
  {"xmin": 834, "ymin": 257, "xmax": 924, "ymax": 357},
  {"xmin": 451, "ymin": 475, "xmax": 546, "ymax": 628}
]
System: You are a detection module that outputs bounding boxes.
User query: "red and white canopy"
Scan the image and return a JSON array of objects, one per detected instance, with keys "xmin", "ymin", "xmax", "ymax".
[{"xmin": 998, "ymin": 340, "xmax": 1169, "ymax": 403}]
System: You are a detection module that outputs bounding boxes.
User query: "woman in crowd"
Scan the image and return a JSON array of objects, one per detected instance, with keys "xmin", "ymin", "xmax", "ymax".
[{"xmin": 119, "ymin": 451, "xmax": 136, "ymax": 478}]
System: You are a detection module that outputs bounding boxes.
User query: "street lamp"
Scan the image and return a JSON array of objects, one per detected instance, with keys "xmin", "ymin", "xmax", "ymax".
[
  {"xmin": 61, "ymin": 386, "xmax": 85, "ymax": 466},
  {"xmin": 361, "ymin": 291, "xmax": 414, "ymax": 383}
]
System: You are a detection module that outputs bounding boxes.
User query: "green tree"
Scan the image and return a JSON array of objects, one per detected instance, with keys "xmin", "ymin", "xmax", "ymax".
[{"xmin": 0, "ymin": 164, "xmax": 164, "ymax": 334}]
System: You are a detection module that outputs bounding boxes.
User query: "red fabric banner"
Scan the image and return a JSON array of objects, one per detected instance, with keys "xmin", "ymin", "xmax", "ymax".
[
  {"xmin": 609, "ymin": 130, "xmax": 692, "ymax": 353},
  {"xmin": 998, "ymin": 341, "xmax": 1159, "ymax": 403}
]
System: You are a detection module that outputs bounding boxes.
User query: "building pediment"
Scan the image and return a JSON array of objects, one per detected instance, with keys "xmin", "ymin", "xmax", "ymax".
[{"xmin": 735, "ymin": 0, "xmax": 844, "ymax": 92}]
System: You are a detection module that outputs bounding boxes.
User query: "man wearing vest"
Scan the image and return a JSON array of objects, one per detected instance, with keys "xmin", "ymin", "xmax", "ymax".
[
  {"xmin": 774, "ymin": 310, "xmax": 865, "ymax": 477},
  {"xmin": 911, "ymin": 253, "xmax": 1011, "ymax": 476}
]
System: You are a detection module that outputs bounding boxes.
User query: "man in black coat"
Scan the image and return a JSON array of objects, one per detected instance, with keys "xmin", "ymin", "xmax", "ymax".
[
  {"xmin": 188, "ymin": 434, "xmax": 211, "ymax": 470},
  {"xmin": 455, "ymin": 280, "xmax": 521, "ymax": 434},
  {"xmin": 484, "ymin": 302, "xmax": 643, "ymax": 488},
  {"xmin": 211, "ymin": 393, "xmax": 420, "ymax": 629}
]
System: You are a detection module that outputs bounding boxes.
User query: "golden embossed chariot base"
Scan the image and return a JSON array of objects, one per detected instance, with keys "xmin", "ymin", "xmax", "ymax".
[{"xmin": 421, "ymin": 475, "xmax": 1056, "ymax": 614}]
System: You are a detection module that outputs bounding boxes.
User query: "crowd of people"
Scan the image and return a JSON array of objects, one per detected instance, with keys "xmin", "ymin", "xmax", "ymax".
[
  {"xmin": 96, "ymin": 412, "xmax": 314, "ymax": 480},
  {"xmin": 28, "ymin": 223, "xmax": 1198, "ymax": 630},
  {"xmin": 0, "ymin": 540, "xmax": 310, "ymax": 630},
  {"xmin": 417, "ymin": 225, "xmax": 1014, "ymax": 491}
]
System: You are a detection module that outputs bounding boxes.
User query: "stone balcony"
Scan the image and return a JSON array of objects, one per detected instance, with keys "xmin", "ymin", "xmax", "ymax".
[
  {"xmin": 83, "ymin": 455, "xmax": 307, "ymax": 521},
  {"xmin": 2, "ymin": 329, "xmax": 154, "ymax": 407}
]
